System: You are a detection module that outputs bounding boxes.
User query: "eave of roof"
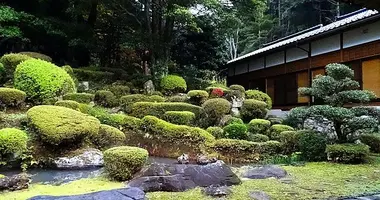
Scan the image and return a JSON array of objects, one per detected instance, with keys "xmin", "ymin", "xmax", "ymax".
[{"xmin": 227, "ymin": 9, "xmax": 380, "ymax": 64}]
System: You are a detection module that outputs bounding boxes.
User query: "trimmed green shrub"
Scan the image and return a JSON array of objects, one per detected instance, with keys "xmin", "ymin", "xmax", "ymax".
[
  {"xmin": 279, "ymin": 131, "xmax": 301, "ymax": 155},
  {"xmin": 227, "ymin": 85, "xmax": 246, "ymax": 99},
  {"xmin": 225, "ymin": 117, "xmax": 244, "ymax": 125},
  {"xmin": 104, "ymin": 146, "xmax": 148, "ymax": 181},
  {"xmin": 229, "ymin": 85, "xmax": 245, "ymax": 93},
  {"xmin": 223, "ymin": 123, "xmax": 248, "ymax": 140},
  {"xmin": 245, "ymin": 90, "xmax": 272, "ymax": 109},
  {"xmin": 62, "ymin": 65, "xmax": 74, "ymax": 75},
  {"xmin": 92, "ymin": 124, "xmax": 126, "ymax": 149},
  {"xmin": 298, "ymin": 130, "xmax": 327, "ymax": 161},
  {"xmin": 240, "ymin": 99, "xmax": 268, "ymax": 122},
  {"xmin": 248, "ymin": 119, "xmax": 271, "ymax": 135},
  {"xmin": 73, "ymin": 68, "xmax": 115, "ymax": 82},
  {"xmin": 54, "ymin": 100, "xmax": 80, "ymax": 110},
  {"xmin": 283, "ymin": 107, "xmax": 308, "ymax": 128},
  {"xmin": 359, "ymin": 133, "xmax": 380, "ymax": 153},
  {"xmin": 131, "ymin": 102, "xmax": 203, "ymax": 119},
  {"xmin": 167, "ymin": 95, "xmax": 187, "ymax": 102},
  {"xmin": 94, "ymin": 90, "xmax": 117, "ymax": 107},
  {"xmin": 14, "ymin": 59, "xmax": 76, "ymax": 103},
  {"xmin": 206, "ymin": 127, "xmax": 224, "ymax": 139},
  {"xmin": 160, "ymin": 75, "xmax": 187, "ymax": 94},
  {"xmin": 19, "ymin": 52, "xmax": 52, "ymax": 62},
  {"xmin": 151, "ymin": 91, "xmax": 163, "ymax": 96},
  {"xmin": 0, "ymin": 63, "xmax": 5, "ymax": 83},
  {"xmin": 63, "ymin": 93, "xmax": 95, "ymax": 104},
  {"xmin": 27, "ymin": 105, "xmax": 100, "ymax": 146},
  {"xmin": 120, "ymin": 94, "xmax": 165, "ymax": 113},
  {"xmin": 164, "ymin": 111, "xmax": 195, "ymax": 125},
  {"xmin": 187, "ymin": 90, "xmax": 209, "ymax": 105},
  {"xmin": 0, "ymin": 128, "xmax": 28, "ymax": 158},
  {"xmin": 326, "ymin": 143, "xmax": 369, "ymax": 164},
  {"xmin": 106, "ymin": 85, "xmax": 130, "ymax": 97},
  {"xmin": 248, "ymin": 134, "xmax": 269, "ymax": 142},
  {"xmin": 0, "ymin": 53, "xmax": 31, "ymax": 79},
  {"xmin": 0, "ymin": 88, "xmax": 26, "ymax": 108},
  {"xmin": 202, "ymin": 98, "xmax": 231, "ymax": 120},
  {"xmin": 269, "ymin": 124, "xmax": 294, "ymax": 140}
]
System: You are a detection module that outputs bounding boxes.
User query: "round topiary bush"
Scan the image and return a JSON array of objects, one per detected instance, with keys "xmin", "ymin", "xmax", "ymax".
[
  {"xmin": 247, "ymin": 119, "xmax": 271, "ymax": 135},
  {"xmin": 269, "ymin": 124, "xmax": 294, "ymax": 140},
  {"xmin": 248, "ymin": 134, "xmax": 269, "ymax": 142},
  {"xmin": 0, "ymin": 53, "xmax": 31, "ymax": 78},
  {"xmin": 187, "ymin": 90, "xmax": 209, "ymax": 105},
  {"xmin": 0, "ymin": 63, "xmax": 5, "ymax": 83},
  {"xmin": 92, "ymin": 124, "xmax": 126, "ymax": 150},
  {"xmin": 19, "ymin": 52, "xmax": 52, "ymax": 62},
  {"xmin": 27, "ymin": 105, "xmax": 100, "ymax": 146},
  {"xmin": 360, "ymin": 133, "xmax": 380, "ymax": 153},
  {"xmin": 104, "ymin": 146, "xmax": 149, "ymax": 181},
  {"xmin": 0, "ymin": 128, "xmax": 28, "ymax": 158},
  {"xmin": 298, "ymin": 130, "xmax": 327, "ymax": 161},
  {"xmin": 202, "ymin": 98, "xmax": 231, "ymax": 121},
  {"xmin": 54, "ymin": 100, "xmax": 80, "ymax": 110},
  {"xmin": 94, "ymin": 90, "xmax": 118, "ymax": 108},
  {"xmin": 160, "ymin": 75, "xmax": 187, "ymax": 94},
  {"xmin": 228, "ymin": 84, "xmax": 246, "ymax": 99},
  {"xmin": 223, "ymin": 123, "xmax": 248, "ymax": 140},
  {"xmin": 63, "ymin": 93, "xmax": 95, "ymax": 104},
  {"xmin": 245, "ymin": 90, "xmax": 272, "ymax": 109},
  {"xmin": 62, "ymin": 65, "xmax": 74, "ymax": 75},
  {"xmin": 240, "ymin": 99, "xmax": 268, "ymax": 122},
  {"xmin": 229, "ymin": 84, "xmax": 245, "ymax": 93},
  {"xmin": 164, "ymin": 111, "xmax": 195, "ymax": 125},
  {"xmin": 14, "ymin": 59, "xmax": 76, "ymax": 103},
  {"xmin": 225, "ymin": 116, "xmax": 244, "ymax": 125},
  {"xmin": 206, "ymin": 127, "xmax": 224, "ymax": 139},
  {"xmin": 0, "ymin": 88, "xmax": 26, "ymax": 108},
  {"xmin": 106, "ymin": 85, "xmax": 130, "ymax": 97}
]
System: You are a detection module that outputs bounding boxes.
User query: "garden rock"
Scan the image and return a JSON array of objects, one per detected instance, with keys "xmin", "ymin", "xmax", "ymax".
[
  {"xmin": 304, "ymin": 117, "xmax": 338, "ymax": 140},
  {"xmin": 28, "ymin": 187, "xmax": 146, "ymax": 200},
  {"xmin": 240, "ymin": 165, "xmax": 287, "ymax": 179},
  {"xmin": 127, "ymin": 160, "xmax": 241, "ymax": 192},
  {"xmin": 78, "ymin": 81, "xmax": 89, "ymax": 91},
  {"xmin": 249, "ymin": 191, "xmax": 271, "ymax": 200},
  {"xmin": 0, "ymin": 173, "xmax": 31, "ymax": 191},
  {"xmin": 54, "ymin": 148, "xmax": 104, "ymax": 169},
  {"xmin": 203, "ymin": 185, "xmax": 232, "ymax": 197},
  {"xmin": 143, "ymin": 80, "xmax": 155, "ymax": 95}
]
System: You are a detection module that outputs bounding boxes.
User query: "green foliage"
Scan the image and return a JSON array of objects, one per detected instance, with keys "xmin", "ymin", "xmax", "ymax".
[
  {"xmin": 240, "ymin": 99, "xmax": 268, "ymax": 122},
  {"xmin": 326, "ymin": 143, "xmax": 369, "ymax": 164},
  {"xmin": 105, "ymin": 85, "xmax": 130, "ymax": 97},
  {"xmin": 14, "ymin": 59, "xmax": 76, "ymax": 103},
  {"xmin": 299, "ymin": 63, "xmax": 376, "ymax": 107},
  {"xmin": 298, "ymin": 130, "xmax": 327, "ymax": 161},
  {"xmin": 248, "ymin": 134, "xmax": 269, "ymax": 142},
  {"xmin": 63, "ymin": 93, "xmax": 95, "ymax": 104},
  {"xmin": 73, "ymin": 69, "xmax": 115, "ymax": 82},
  {"xmin": 345, "ymin": 116, "xmax": 378, "ymax": 141},
  {"xmin": 62, "ymin": 65, "xmax": 74, "ymax": 75},
  {"xmin": 229, "ymin": 84, "xmax": 245, "ymax": 93},
  {"xmin": 0, "ymin": 63, "xmax": 5, "ymax": 83},
  {"xmin": 225, "ymin": 117, "xmax": 244, "ymax": 125},
  {"xmin": 131, "ymin": 102, "xmax": 203, "ymax": 119},
  {"xmin": 160, "ymin": 75, "xmax": 187, "ymax": 94},
  {"xmin": 187, "ymin": 90, "xmax": 209, "ymax": 105},
  {"xmin": 202, "ymin": 98, "xmax": 231, "ymax": 121},
  {"xmin": 104, "ymin": 146, "xmax": 148, "ymax": 181},
  {"xmin": 223, "ymin": 123, "xmax": 248, "ymax": 140},
  {"xmin": 279, "ymin": 131, "xmax": 301, "ymax": 155},
  {"xmin": 19, "ymin": 52, "xmax": 52, "ymax": 62},
  {"xmin": 164, "ymin": 111, "xmax": 195, "ymax": 125},
  {"xmin": 166, "ymin": 95, "xmax": 188, "ymax": 102},
  {"xmin": 94, "ymin": 90, "xmax": 117, "ymax": 108},
  {"xmin": 27, "ymin": 105, "xmax": 100, "ymax": 146},
  {"xmin": 247, "ymin": 119, "xmax": 271, "ymax": 135},
  {"xmin": 269, "ymin": 124, "xmax": 294, "ymax": 140},
  {"xmin": 0, "ymin": 128, "xmax": 28, "ymax": 159},
  {"xmin": 359, "ymin": 133, "xmax": 380, "ymax": 153},
  {"xmin": 228, "ymin": 84, "xmax": 246, "ymax": 99},
  {"xmin": 54, "ymin": 100, "xmax": 80, "ymax": 110},
  {"xmin": 92, "ymin": 124, "xmax": 126, "ymax": 150},
  {"xmin": 120, "ymin": 94, "xmax": 165, "ymax": 113},
  {"xmin": 0, "ymin": 87, "xmax": 26, "ymax": 108},
  {"xmin": 283, "ymin": 107, "xmax": 308, "ymax": 128},
  {"xmin": 0, "ymin": 53, "xmax": 31, "ymax": 81},
  {"xmin": 245, "ymin": 90, "xmax": 272, "ymax": 109},
  {"xmin": 206, "ymin": 127, "xmax": 224, "ymax": 139}
]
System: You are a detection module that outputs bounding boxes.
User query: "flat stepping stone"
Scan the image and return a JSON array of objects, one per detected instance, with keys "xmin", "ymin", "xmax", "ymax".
[{"xmin": 240, "ymin": 165, "xmax": 287, "ymax": 179}]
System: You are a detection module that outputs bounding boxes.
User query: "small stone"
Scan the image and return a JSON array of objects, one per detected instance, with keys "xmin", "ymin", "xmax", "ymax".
[
  {"xmin": 196, "ymin": 154, "xmax": 210, "ymax": 165},
  {"xmin": 143, "ymin": 80, "xmax": 155, "ymax": 95},
  {"xmin": 54, "ymin": 148, "xmax": 103, "ymax": 169},
  {"xmin": 249, "ymin": 191, "xmax": 270, "ymax": 200},
  {"xmin": 177, "ymin": 153, "xmax": 189, "ymax": 164},
  {"xmin": 0, "ymin": 173, "xmax": 31, "ymax": 191},
  {"xmin": 203, "ymin": 186, "xmax": 232, "ymax": 197}
]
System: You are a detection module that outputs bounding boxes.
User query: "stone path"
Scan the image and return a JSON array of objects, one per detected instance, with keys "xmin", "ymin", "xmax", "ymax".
[{"xmin": 340, "ymin": 194, "xmax": 380, "ymax": 200}]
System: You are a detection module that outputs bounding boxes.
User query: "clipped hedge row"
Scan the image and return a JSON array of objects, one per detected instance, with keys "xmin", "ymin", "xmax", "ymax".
[
  {"xmin": 73, "ymin": 68, "xmax": 115, "ymax": 82},
  {"xmin": 326, "ymin": 143, "xmax": 369, "ymax": 164},
  {"xmin": 0, "ymin": 88, "xmax": 26, "ymax": 108},
  {"xmin": 54, "ymin": 100, "xmax": 80, "ymax": 110},
  {"xmin": 63, "ymin": 93, "xmax": 95, "ymax": 104},
  {"xmin": 120, "ymin": 94, "xmax": 165, "ymax": 113},
  {"xmin": 130, "ymin": 102, "xmax": 204, "ymax": 119},
  {"xmin": 164, "ymin": 111, "xmax": 195, "ymax": 125},
  {"xmin": 19, "ymin": 52, "xmax": 52, "ymax": 62},
  {"xmin": 94, "ymin": 90, "xmax": 118, "ymax": 107}
]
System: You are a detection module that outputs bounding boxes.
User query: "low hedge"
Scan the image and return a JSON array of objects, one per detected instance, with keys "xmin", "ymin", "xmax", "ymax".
[
  {"xmin": 120, "ymin": 94, "xmax": 165, "ymax": 113},
  {"xmin": 164, "ymin": 111, "xmax": 195, "ymax": 125},
  {"xmin": 187, "ymin": 90, "xmax": 209, "ymax": 105},
  {"xmin": 248, "ymin": 134, "xmax": 269, "ymax": 142},
  {"xmin": 326, "ymin": 143, "xmax": 370, "ymax": 164},
  {"xmin": 27, "ymin": 105, "xmax": 100, "ymax": 146},
  {"xmin": 0, "ymin": 128, "xmax": 28, "ymax": 158},
  {"xmin": 359, "ymin": 133, "xmax": 380, "ymax": 153},
  {"xmin": 104, "ymin": 146, "xmax": 148, "ymax": 181},
  {"xmin": 166, "ymin": 95, "xmax": 187, "ymax": 102},
  {"xmin": 240, "ymin": 99, "xmax": 268, "ymax": 122},
  {"xmin": 0, "ymin": 63, "xmax": 4, "ymax": 83},
  {"xmin": 94, "ymin": 90, "xmax": 118, "ymax": 107},
  {"xmin": 225, "ymin": 117, "xmax": 244, "ymax": 125},
  {"xmin": 247, "ymin": 119, "xmax": 271, "ymax": 135},
  {"xmin": 0, "ymin": 53, "xmax": 31, "ymax": 81},
  {"xmin": 160, "ymin": 75, "xmax": 187, "ymax": 94},
  {"xmin": 92, "ymin": 124, "xmax": 126, "ymax": 150},
  {"xmin": 245, "ymin": 90, "xmax": 272, "ymax": 109},
  {"xmin": 298, "ymin": 130, "xmax": 327, "ymax": 161},
  {"xmin": 279, "ymin": 131, "xmax": 301, "ymax": 155},
  {"xmin": 54, "ymin": 100, "xmax": 80, "ymax": 110},
  {"xmin": 0, "ymin": 88, "xmax": 26, "ymax": 108},
  {"xmin": 269, "ymin": 124, "xmax": 294, "ymax": 140},
  {"xmin": 19, "ymin": 52, "xmax": 52, "ymax": 62},
  {"xmin": 130, "ymin": 102, "xmax": 203, "ymax": 119},
  {"xmin": 73, "ymin": 68, "xmax": 115, "ymax": 82},
  {"xmin": 63, "ymin": 93, "xmax": 95, "ymax": 104},
  {"xmin": 206, "ymin": 127, "xmax": 224, "ymax": 139},
  {"xmin": 223, "ymin": 123, "xmax": 248, "ymax": 140},
  {"xmin": 106, "ymin": 85, "xmax": 130, "ymax": 97}
]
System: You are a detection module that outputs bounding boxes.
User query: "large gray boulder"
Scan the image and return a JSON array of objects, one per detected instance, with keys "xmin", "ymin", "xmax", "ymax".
[
  {"xmin": 143, "ymin": 80, "xmax": 155, "ymax": 95},
  {"xmin": 304, "ymin": 117, "xmax": 338, "ymax": 140},
  {"xmin": 54, "ymin": 148, "xmax": 103, "ymax": 169},
  {"xmin": 240, "ymin": 165, "xmax": 287, "ymax": 179},
  {"xmin": 127, "ymin": 160, "xmax": 241, "ymax": 192},
  {"xmin": 0, "ymin": 173, "xmax": 31, "ymax": 191},
  {"xmin": 28, "ymin": 187, "xmax": 146, "ymax": 200}
]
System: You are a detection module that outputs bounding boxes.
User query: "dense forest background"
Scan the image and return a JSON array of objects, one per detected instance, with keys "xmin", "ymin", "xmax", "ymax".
[{"xmin": 0, "ymin": 0, "xmax": 360, "ymax": 82}]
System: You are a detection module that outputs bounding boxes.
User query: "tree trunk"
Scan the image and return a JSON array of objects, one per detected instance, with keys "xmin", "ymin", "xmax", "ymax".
[{"xmin": 334, "ymin": 122, "xmax": 345, "ymax": 143}]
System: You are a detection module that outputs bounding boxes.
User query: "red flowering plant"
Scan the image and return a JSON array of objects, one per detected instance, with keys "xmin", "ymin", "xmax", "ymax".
[{"xmin": 211, "ymin": 88, "xmax": 224, "ymax": 97}]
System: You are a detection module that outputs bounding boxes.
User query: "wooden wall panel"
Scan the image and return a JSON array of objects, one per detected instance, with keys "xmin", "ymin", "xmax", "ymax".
[
  {"xmin": 343, "ymin": 40, "xmax": 380, "ymax": 62},
  {"xmin": 297, "ymin": 71, "xmax": 310, "ymax": 103},
  {"xmin": 362, "ymin": 59, "xmax": 380, "ymax": 97},
  {"xmin": 311, "ymin": 51, "xmax": 341, "ymax": 68},
  {"xmin": 286, "ymin": 59, "xmax": 309, "ymax": 73}
]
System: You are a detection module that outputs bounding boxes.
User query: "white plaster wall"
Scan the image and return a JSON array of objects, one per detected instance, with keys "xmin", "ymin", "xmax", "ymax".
[
  {"xmin": 266, "ymin": 51, "xmax": 285, "ymax": 67},
  {"xmin": 286, "ymin": 44, "xmax": 309, "ymax": 62},
  {"xmin": 249, "ymin": 57, "xmax": 264, "ymax": 71},
  {"xmin": 235, "ymin": 62, "xmax": 248, "ymax": 75},
  {"xmin": 343, "ymin": 20, "xmax": 380, "ymax": 48},
  {"xmin": 311, "ymin": 34, "xmax": 340, "ymax": 56}
]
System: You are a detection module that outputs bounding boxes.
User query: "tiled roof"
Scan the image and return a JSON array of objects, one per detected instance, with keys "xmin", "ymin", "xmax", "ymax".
[{"xmin": 228, "ymin": 9, "xmax": 379, "ymax": 64}]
